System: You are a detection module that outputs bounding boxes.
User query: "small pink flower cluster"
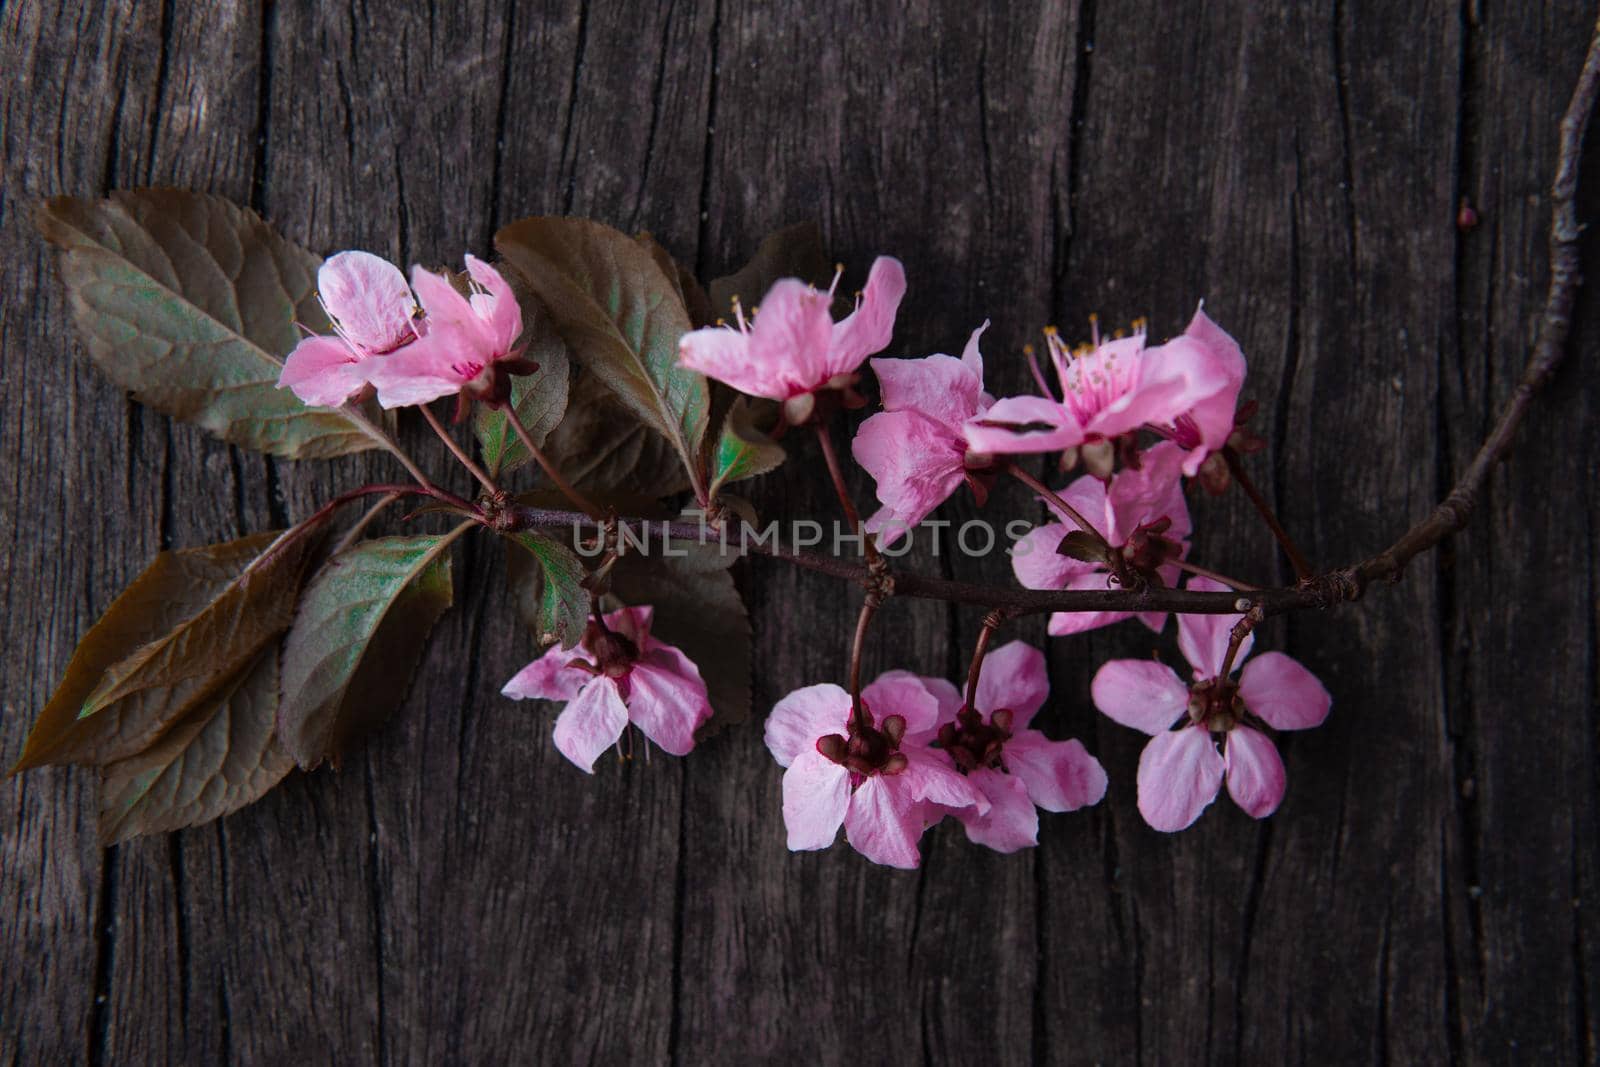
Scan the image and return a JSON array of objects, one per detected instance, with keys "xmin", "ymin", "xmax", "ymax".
[
  {"xmin": 278, "ymin": 250, "xmax": 534, "ymax": 417},
  {"xmin": 676, "ymin": 260, "xmax": 1332, "ymax": 865}
]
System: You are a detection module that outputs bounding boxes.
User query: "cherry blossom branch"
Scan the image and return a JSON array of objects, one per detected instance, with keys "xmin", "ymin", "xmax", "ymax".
[
  {"xmin": 505, "ymin": 22, "xmax": 1600, "ymax": 633},
  {"xmin": 420, "ymin": 402, "xmax": 499, "ymax": 495},
  {"xmin": 1222, "ymin": 447, "xmax": 1312, "ymax": 581}
]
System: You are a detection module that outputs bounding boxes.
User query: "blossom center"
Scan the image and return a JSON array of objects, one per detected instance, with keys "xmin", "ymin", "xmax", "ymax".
[
  {"xmin": 1186, "ymin": 678, "xmax": 1243, "ymax": 732},
  {"xmin": 815, "ymin": 708, "xmax": 909, "ymax": 784},
  {"xmin": 936, "ymin": 705, "xmax": 1014, "ymax": 773}
]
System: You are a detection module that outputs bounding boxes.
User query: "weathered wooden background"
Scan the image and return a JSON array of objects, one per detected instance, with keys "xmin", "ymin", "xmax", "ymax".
[{"xmin": 4, "ymin": 1, "xmax": 1598, "ymax": 1063}]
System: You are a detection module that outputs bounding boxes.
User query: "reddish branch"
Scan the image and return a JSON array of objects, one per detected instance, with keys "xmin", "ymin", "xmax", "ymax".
[{"xmin": 507, "ymin": 18, "xmax": 1600, "ymax": 626}]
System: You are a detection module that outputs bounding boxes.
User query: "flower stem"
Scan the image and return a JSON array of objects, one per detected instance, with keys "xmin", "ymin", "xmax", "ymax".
[
  {"xmin": 339, "ymin": 402, "xmax": 438, "ymax": 491},
  {"xmin": 421, "ymin": 402, "xmax": 499, "ymax": 495},
  {"xmin": 1223, "ymin": 447, "xmax": 1312, "ymax": 581},
  {"xmin": 1173, "ymin": 559, "xmax": 1260, "ymax": 592},
  {"xmin": 813, "ymin": 422, "xmax": 880, "ymax": 565},
  {"xmin": 1218, "ymin": 604, "xmax": 1265, "ymax": 680},
  {"xmin": 503, "ymin": 404, "xmax": 604, "ymax": 520},
  {"xmin": 964, "ymin": 610, "xmax": 1006, "ymax": 711},
  {"xmin": 847, "ymin": 596, "xmax": 879, "ymax": 732},
  {"xmin": 1004, "ymin": 461, "xmax": 1113, "ymax": 558}
]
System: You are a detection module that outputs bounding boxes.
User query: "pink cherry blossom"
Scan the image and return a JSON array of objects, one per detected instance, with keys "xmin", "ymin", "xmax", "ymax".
[
  {"xmin": 502, "ymin": 606, "xmax": 713, "ymax": 773},
  {"xmin": 964, "ymin": 308, "xmax": 1246, "ymax": 475},
  {"xmin": 367, "ymin": 255, "xmax": 531, "ymax": 416},
  {"xmin": 677, "ymin": 257, "xmax": 906, "ymax": 424},
  {"xmin": 852, "ymin": 322, "xmax": 997, "ymax": 544},
  {"xmin": 1011, "ymin": 441, "xmax": 1192, "ymax": 636},
  {"xmin": 278, "ymin": 250, "xmax": 422, "ymax": 407},
  {"xmin": 919, "ymin": 641, "xmax": 1107, "ymax": 852},
  {"xmin": 1090, "ymin": 577, "xmax": 1332, "ymax": 831},
  {"xmin": 764, "ymin": 669, "xmax": 989, "ymax": 869}
]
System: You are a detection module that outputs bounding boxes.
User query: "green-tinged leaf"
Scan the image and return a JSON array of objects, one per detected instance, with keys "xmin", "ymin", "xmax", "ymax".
[
  {"xmin": 495, "ymin": 217, "xmax": 709, "ymax": 494},
  {"xmin": 473, "ymin": 303, "xmax": 571, "ymax": 478},
  {"xmin": 36, "ymin": 189, "xmax": 374, "ymax": 458},
  {"xmin": 504, "ymin": 532, "xmax": 590, "ymax": 649},
  {"xmin": 278, "ymin": 531, "xmax": 464, "ymax": 769},
  {"xmin": 707, "ymin": 222, "xmax": 834, "ymax": 319},
  {"xmin": 637, "ymin": 232, "xmax": 713, "ymax": 328},
  {"xmin": 1056, "ymin": 530, "xmax": 1111, "ymax": 565},
  {"xmin": 608, "ymin": 540, "xmax": 750, "ymax": 732},
  {"xmin": 98, "ymin": 648, "xmax": 293, "ymax": 844},
  {"xmin": 539, "ymin": 368, "xmax": 693, "ymax": 498},
  {"xmin": 13, "ymin": 529, "xmax": 320, "ymax": 773},
  {"xmin": 710, "ymin": 396, "xmax": 786, "ymax": 496}
]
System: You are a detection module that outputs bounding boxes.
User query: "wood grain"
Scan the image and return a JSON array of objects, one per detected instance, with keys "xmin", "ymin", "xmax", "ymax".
[{"xmin": 2, "ymin": 1, "xmax": 1595, "ymax": 1063}]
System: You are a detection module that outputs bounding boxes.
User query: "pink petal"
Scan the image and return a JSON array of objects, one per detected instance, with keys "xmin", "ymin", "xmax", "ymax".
[
  {"xmin": 860, "ymin": 671, "xmax": 943, "ymax": 740},
  {"xmin": 869, "ymin": 353, "xmax": 983, "ymax": 430},
  {"xmin": 843, "ymin": 774, "xmax": 925, "ymax": 869},
  {"xmin": 625, "ymin": 648, "xmax": 712, "ymax": 756},
  {"xmin": 317, "ymin": 251, "xmax": 416, "ymax": 355},
  {"xmin": 974, "ymin": 640, "xmax": 1049, "ymax": 728},
  {"xmin": 1237, "ymin": 652, "xmax": 1331, "ymax": 731},
  {"xmin": 1104, "ymin": 441, "xmax": 1192, "ymax": 544},
  {"xmin": 366, "ymin": 329, "xmax": 472, "ymax": 408},
  {"xmin": 745, "ymin": 279, "xmax": 836, "ymax": 396},
  {"xmin": 828, "ymin": 256, "xmax": 906, "ymax": 376},
  {"xmin": 1003, "ymin": 732, "xmax": 1108, "ymax": 812},
  {"xmin": 1224, "ymin": 726, "xmax": 1286, "ymax": 818},
  {"xmin": 898, "ymin": 746, "xmax": 991, "ymax": 813},
  {"xmin": 278, "ymin": 336, "xmax": 369, "ymax": 407},
  {"xmin": 1168, "ymin": 307, "xmax": 1247, "ymax": 473},
  {"xmin": 1045, "ymin": 569, "xmax": 1134, "ymax": 637},
  {"xmin": 1078, "ymin": 336, "xmax": 1194, "ymax": 439},
  {"xmin": 677, "ymin": 326, "xmax": 777, "ymax": 399},
  {"xmin": 764, "ymin": 683, "xmax": 851, "ymax": 767},
  {"xmin": 1011, "ymin": 523, "xmax": 1093, "ymax": 592},
  {"xmin": 1175, "ymin": 576, "xmax": 1252, "ymax": 679},
  {"xmin": 501, "ymin": 643, "xmax": 590, "ymax": 702},
  {"xmin": 853, "ymin": 411, "xmax": 967, "ymax": 538},
  {"xmin": 960, "ymin": 320, "xmax": 989, "ymax": 382},
  {"xmin": 463, "ymin": 255, "xmax": 523, "ymax": 356},
  {"xmin": 1091, "ymin": 659, "xmax": 1190, "ymax": 735},
  {"xmin": 919, "ymin": 675, "xmax": 965, "ymax": 729},
  {"xmin": 608, "ymin": 605, "xmax": 655, "ymax": 647},
  {"xmin": 551, "ymin": 676, "xmax": 630, "ymax": 774},
  {"xmin": 963, "ymin": 395, "xmax": 1083, "ymax": 455},
  {"xmin": 953, "ymin": 768, "xmax": 1039, "ymax": 853},
  {"xmin": 781, "ymin": 749, "xmax": 850, "ymax": 851},
  {"xmin": 1136, "ymin": 726, "xmax": 1224, "ymax": 832},
  {"xmin": 410, "ymin": 264, "xmax": 478, "ymax": 333}
]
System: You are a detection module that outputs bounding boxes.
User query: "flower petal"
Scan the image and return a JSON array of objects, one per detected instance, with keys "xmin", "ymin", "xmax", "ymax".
[
  {"xmin": 1104, "ymin": 440, "xmax": 1192, "ymax": 544},
  {"xmin": 551, "ymin": 677, "xmax": 630, "ymax": 774},
  {"xmin": 1175, "ymin": 576, "xmax": 1252, "ymax": 679},
  {"xmin": 781, "ymin": 749, "xmax": 850, "ymax": 851},
  {"xmin": 953, "ymin": 768, "xmax": 1039, "ymax": 853},
  {"xmin": 918, "ymin": 675, "xmax": 965, "ymax": 731},
  {"xmin": 853, "ymin": 411, "xmax": 966, "ymax": 537},
  {"xmin": 764, "ymin": 683, "xmax": 851, "ymax": 767},
  {"xmin": 974, "ymin": 640, "xmax": 1049, "ymax": 728},
  {"xmin": 677, "ymin": 326, "xmax": 774, "ymax": 397},
  {"xmin": 317, "ymin": 251, "xmax": 416, "ymax": 355},
  {"xmin": 1045, "ymin": 569, "xmax": 1134, "ymax": 637},
  {"xmin": 960, "ymin": 320, "xmax": 990, "ymax": 382},
  {"xmin": 1003, "ymin": 732, "xmax": 1108, "ymax": 812},
  {"xmin": 1136, "ymin": 727, "xmax": 1224, "ymax": 832},
  {"xmin": 869, "ymin": 352, "xmax": 982, "ymax": 429},
  {"xmin": 964, "ymin": 395, "xmax": 1083, "ymax": 455},
  {"xmin": 366, "ymin": 328, "xmax": 472, "ymax": 408},
  {"xmin": 829, "ymin": 256, "xmax": 906, "ymax": 376},
  {"xmin": 278, "ymin": 336, "xmax": 369, "ymax": 407},
  {"xmin": 1237, "ymin": 651, "xmax": 1331, "ymax": 731},
  {"xmin": 899, "ymin": 747, "xmax": 991, "ymax": 814},
  {"xmin": 861, "ymin": 670, "xmax": 943, "ymax": 739},
  {"xmin": 463, "ymin": 254, "xmax": 523, "ymax": 355},
  {"xmin": 1011, "ymin": 523, "xmax": 1093, "ymax": 592},
  {"xmin": 746, "ymin": 279, "xmax": 836, "ymax": 396},
  {"xmin": 1224, "ymin": 726, "xmax": 1286, "ymax": 818},
  {"xmin": 1168, "ymin": 307, "xmax": 1247, "ymax": 473},
  {"xmin": 501, "ymin": 643, "xmax": 590, "ymax": 702},
  {"xmin": 626, "ymin": 648, "xmax": 713, "ymax": 756},
  {"xmin": 843, "ymin": 774, "xmax": 925, "ymax": 869},
  {"xmin": 1091, "ymin": 659, "xmax": 1190, "ymax": 735}
]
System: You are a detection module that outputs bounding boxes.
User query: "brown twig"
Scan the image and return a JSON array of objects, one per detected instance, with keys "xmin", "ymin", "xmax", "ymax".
[
  {"xmin": 504, "ymin": 404, "xmax": 604, "ymax": 520},
  {"xmin": 1005, "ymin": 461, "xmax": 1113, "ymax": 557},
  {"xmin": 847, "ymin": 596, "xmax": 879, "ymax": 731},
  {"xmin": 813, "ymin": 421, "xmax": 881, "ymax": 565},
  {"xmin": 1223, "ymin": 447, "xmax": 1313, "ymax": 581},
  {"xmin": 964, "ymin": 610, "xmax": 1006, "ymax": 710}
]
